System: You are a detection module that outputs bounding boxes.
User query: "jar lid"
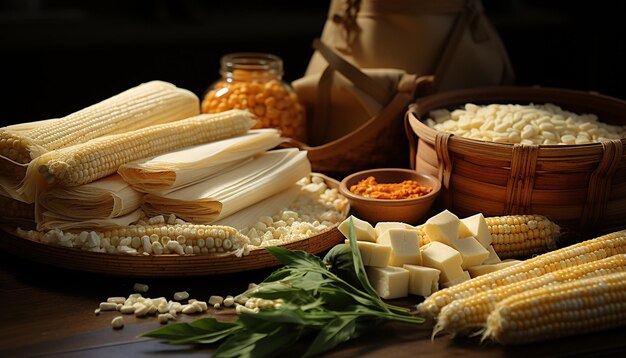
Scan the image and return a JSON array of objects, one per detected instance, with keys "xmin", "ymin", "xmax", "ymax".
[{"xmin": 220, "ymin": 53, "xmax": 283, "ymax": 77}]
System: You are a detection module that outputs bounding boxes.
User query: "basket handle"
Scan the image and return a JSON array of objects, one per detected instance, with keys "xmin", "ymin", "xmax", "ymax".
[{"xmin": 313, "ymin": 38, "xmax": 391, "ymax": 105}]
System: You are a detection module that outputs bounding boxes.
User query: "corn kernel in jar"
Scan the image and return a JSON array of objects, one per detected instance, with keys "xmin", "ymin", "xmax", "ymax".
[{"xmin": 202, "ymin": 53, "xmax": 306, "ymax": 142}]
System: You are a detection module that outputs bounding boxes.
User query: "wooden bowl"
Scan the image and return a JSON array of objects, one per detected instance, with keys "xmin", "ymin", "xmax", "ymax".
[{"xmin": 339, "ymin": 168, "xmax": 441, "ymax": 225}]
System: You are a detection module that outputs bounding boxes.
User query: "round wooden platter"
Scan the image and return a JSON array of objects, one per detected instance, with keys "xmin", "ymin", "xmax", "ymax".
[{"xmin": 0, "ymin": 175, "xmax": 349, "ymax": 277}]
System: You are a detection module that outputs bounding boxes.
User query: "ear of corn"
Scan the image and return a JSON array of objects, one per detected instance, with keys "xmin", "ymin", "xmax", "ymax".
[
  {"xmin": 34, "ymin": 110, "xmax": 255, "ymax": 188},
  {"xmin": 483, "ymin": 271, "xmax": 626, "ymax": 344},
  {"xmin": 19, "ymin": 223, "xmax": 250, "ymax": 257},
  {"xmin": 0, "ymin": 81, "xmax": 199, "ymax": 164},
  {"xmin": 416, "ymin": 215, "xmax": 560, "ymax": 259},
  {"xmin": 435, "ymin": 254, "xmax": 626, "ymax": 336},
  {"xmin": 417, "ymin": 230, "xmax": 626, "ymax": 317},
  {"xmin": 485, "ymin": 215, "xmax": 559, "ymax": 259}
]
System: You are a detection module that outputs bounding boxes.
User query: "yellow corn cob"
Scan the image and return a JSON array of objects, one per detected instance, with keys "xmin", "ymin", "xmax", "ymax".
[
  {"xmin": 483, "ymin": 271, "xmax": 626, "ymax": 345},
  {"xmin": 36, "ymin": 110, "xmax": 255, "ymax": 186},
  {"xmin": 17, "ymin": 223, "xmax": 250, "ymax": 257},
  {"xmin": 416, "ymin": 215, "xmax": 560, "ymax": 259},
  {"xmin": 435, "ymin": 254, "xmax": 626, "ymax": 336},
  {"xmin": 417, "ymin": 230, "xmax": 626, "ymax": 317},
  {"xmin": 486, "ymin": 215, "xmax": 559, "ymax": 258},
  {"xmin": 0, "ymin": 81, "xmax": 199, "ymax": 164}
]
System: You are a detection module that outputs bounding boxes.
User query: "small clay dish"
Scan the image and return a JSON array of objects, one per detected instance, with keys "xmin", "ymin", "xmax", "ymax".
[{"xmin": 339, "ymin": 168, "xmax": 441, "ymax": 225}]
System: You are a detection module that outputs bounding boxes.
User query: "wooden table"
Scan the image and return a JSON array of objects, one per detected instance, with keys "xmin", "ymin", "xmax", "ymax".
[{"xmin": 1, "ymin": 248, "xmax": 625, "ymax": 357}]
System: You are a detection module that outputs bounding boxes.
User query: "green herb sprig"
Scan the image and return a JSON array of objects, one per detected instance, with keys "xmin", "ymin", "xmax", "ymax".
[{"xmin": 143, "ymin": 218, "xmax": 424, "ymax": 357}]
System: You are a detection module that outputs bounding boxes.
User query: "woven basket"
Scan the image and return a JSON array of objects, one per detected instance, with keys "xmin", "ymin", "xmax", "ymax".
[{"xmin": 405, "ymin": 86, "xmax": 626, "ymax": 233}]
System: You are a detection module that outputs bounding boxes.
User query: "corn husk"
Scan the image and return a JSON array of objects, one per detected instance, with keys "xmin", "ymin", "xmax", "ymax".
[
  {"xmin": 38, "ymin": 209, "xmax": 143, "ymax": 231},
  {"xmin": 142, "ymin": 148, "xmax": 311, "ymax": 223},
  {"xmin": 36, "ymin": 174, "xmax": 142, "ymax": 230},
  {"xmin": 118, "ymin": 128, "xmax": 283, "ymax": 193}
]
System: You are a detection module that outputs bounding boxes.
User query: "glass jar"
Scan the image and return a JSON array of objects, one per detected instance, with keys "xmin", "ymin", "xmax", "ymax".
[{"xmin": 201, "ymin": 53, "xmax": 306, "ymax": 142}]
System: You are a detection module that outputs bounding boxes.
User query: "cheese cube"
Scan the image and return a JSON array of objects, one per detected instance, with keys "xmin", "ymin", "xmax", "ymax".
[
  {"xmin": 468, "ymin": 260, "xmax": 522, "ymax": 278},
  {"xmin": 338, "ymin": 215, "xmax": 376, "ymax": 242},
  {"xmin": 423, "ymin": 210, "xmax": 460, "ymax": 246},
  {"xmin": 374, "ymin": 222, "xmax": 414, "ymax": 238},
  {"xmin": 483, "ymin": 245, "xmax": 501, "ymax": 264},
  {"xmin": 344, "ymin": 240, "xmax": 391, "ymax": 267},
  {"xmin": 365, "ymin": 266, "xmax": 410, "ymax": 299},
  {"xmin": 377, "ymin": 229, "xmax": 421, "ymax": 267},
  {"xmin": 441, "ymin": 270, "xmax": 471, "ymax": 288},
  {"xmin": 403, "ymin": 264, "xmax": 440, "ymax": 297},
  {"xmin": 420, "ymin": 241, "xmax": 464, "ymax": 282},
  {"xmin": 460, "ymin": 213, "xmax": 492, "ymax": 248},
  {"xmin": 451, "ymin": 236, "xmax": 490, "ymax": 269}
]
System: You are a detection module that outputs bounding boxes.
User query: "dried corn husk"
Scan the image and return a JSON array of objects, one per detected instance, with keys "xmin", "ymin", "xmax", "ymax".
[
  {"xmin": 142, "ymin": 148, "xmax": 311, "ymax": 223},
  {"xmin": 118, "ymin": 129, "xmax": 283, "ymax": 193},
  {"xmin": 37, "ymin": 174, "xmax": 142, "ymax": 230}
]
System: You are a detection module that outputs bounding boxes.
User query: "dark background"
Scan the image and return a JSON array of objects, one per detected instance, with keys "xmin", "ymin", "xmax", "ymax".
[{"xmin": 1, "ymin": 0, "xmax": 625, "ymax": 127}]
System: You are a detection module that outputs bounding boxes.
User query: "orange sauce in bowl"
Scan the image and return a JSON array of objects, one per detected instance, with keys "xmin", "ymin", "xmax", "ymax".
[{"xmin": 349, "ymin": 176, "xmax": 432, "ymax": 200}]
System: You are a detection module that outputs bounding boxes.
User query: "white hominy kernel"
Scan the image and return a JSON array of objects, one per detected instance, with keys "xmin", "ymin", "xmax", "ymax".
[
  {"xmin": 120, "ymin": 305, "xmax": 135, "ymax": 314},
  {"xmin": 182, "ymin": 304, "xmax": 199, "ymax": 314},
  {"xmin": 116, "ymin": 304, "xmax": 123, "ymax": 311},
  {"xmin": 173, "ymin": 291, "xmax": 189, "ymax": 301},
  {"xmin": 223, "ymin": 297, "xmax": 235, "ymax": 307},
  {"xmin": 208, "ymin": 296, "xmax": 224, "ymax": 305},
  {"xmin": 94, "ymin": 308, "xmax": 101, "ymax": 315},
  {"xmin": 148, "ymin": 305, "xmax": 158, "ymax": 315},
  {"xmin": 99, "ymin": 302, "xmax": 118, "ymax": 311},
  {"xmin": 158, "ymin": 313, "xmax": 170, "ymax": 324},
  {"xmin": 134, "ymin": 305, "xmax": 150, "ymax": 317},
  {"xmin": 213, "ymin": 303, "xmax": 221, "ymax": 309},
  {"xmin": 133, "ymin": 283, "xmax": 149, "ymax": 293},
  {"xmin": 107, "ymin": 297, "xmax": 126, "ymax": 304},
  {"xmin": 167, "ymin": 214, "xmax": 177, "ymax": 225},
  {"xmin": 152, "ymin": 241, "xmax": 163, "ymax": 255},
  {"xmin": 195, "ymin": 301, "xmax": 208, "ymax": 311},
  {"xmin": 192, "ymin": 301, "xmax": 206, "ymax": 312},
  {"xmin": 111, "ymin": 316, "xmax": 124, "ymax": 329}
]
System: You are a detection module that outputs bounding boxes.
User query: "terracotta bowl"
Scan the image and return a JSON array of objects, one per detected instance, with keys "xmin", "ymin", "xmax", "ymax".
[{"xmin": 339, "ymin": 168, "xmax": 441, "ymax": 225}]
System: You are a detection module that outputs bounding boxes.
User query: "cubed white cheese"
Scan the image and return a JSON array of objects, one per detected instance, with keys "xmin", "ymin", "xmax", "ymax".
[
  {"xmin": 483, "ymin": 245, "xmax": 502, "ymax": 264},
  {"xmin": 468, "ymin": 260, "xmax": 522, "ymax": 278},
  {"xmin": 420, "ymin": 241, "xmax": 464, "ymax": 282},
  {"xmin": 376, "ymin": 229, "xmax": 420, "ymax": 267},
  {"xmin": 374, "ymin": 222, "xmax": 414, "ymax": 238},
  {"xmin": 403, "ymin": 264, "xmax": 440, "ymax": 297},
  {"xmin": 344, "ymin": 240, "xmax": 391, "ymax": 267},
  {"xmin": 441, "ymin": 270, "xmax": 471, "ymax": 288},
  {"xmin": 423, "ymin": 210, "xmax": 460, "ymax": 246},
  {"xmin": 460, "ymin": 213, "xmax": 492, "ymax": 248},
  {"xmin": 451, "ymin": 236, "xmax": 490, "ymax": 269},
  {"xmin": 338, "ymin": 216, "xmax": 376, "ymax": 242},
  {"xmin": 365, "ymin": 266, "xmax": 410, "ymax": 299}
]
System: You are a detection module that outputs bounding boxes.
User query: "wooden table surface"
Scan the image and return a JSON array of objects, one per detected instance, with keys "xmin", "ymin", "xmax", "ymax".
[{"xmin": 1, "ymin": 247, "xmax": 625, "ymax": 358}]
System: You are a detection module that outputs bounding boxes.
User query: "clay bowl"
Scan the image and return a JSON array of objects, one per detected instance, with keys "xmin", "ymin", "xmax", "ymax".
[{"xmin": 339, "ymin": 168, "xmax": 441, "ymax": 225}]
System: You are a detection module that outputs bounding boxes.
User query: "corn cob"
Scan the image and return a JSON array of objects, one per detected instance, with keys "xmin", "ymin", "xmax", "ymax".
[
  {"xmin": 417, "ymin": 230, "xmax": 626, "ymax": 317},
  {"xmin": 36, "ymin": 110, "xmax": 255, "ymax": 187},
  {"xmin": 18, "ymin": 223, "xmax": 250, "ymax": 257},
  {"xmin": 483, "ymin": 271, "xmax": 626, "ymax": 344},
  {"xmin": 416, "ymin": 215, "xmax": 560, "ymax": 259},
  {"xmin": 435, "ymin": 254, "xmax": 626, "ymax": 336},
  {"xmin": 0, "ymin": 81, "xmax": 199, "ymax": 164},
  {"xmin": 486, "ymin": 215, "xmax": 559, "ymax": 258}
]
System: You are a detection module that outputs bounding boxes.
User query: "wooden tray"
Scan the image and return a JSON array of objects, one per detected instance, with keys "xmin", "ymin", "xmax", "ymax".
[{"xmin": 0, "ymin": 175, "xmax": 349, "ymax": 277}]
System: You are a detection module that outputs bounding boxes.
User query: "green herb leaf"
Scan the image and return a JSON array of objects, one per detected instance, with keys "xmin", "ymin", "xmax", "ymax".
[
  {"xmin": 303, "ymin": 316, "xmax": 358, "ymax": 358},
  {"xmin": 347, "ymin": 218, "xmax": 389, "ymax": 312},
  {"xmin": 212, "ymin": 331, "xmax": 270, "ymax": 358},
  {"xmin": 142, "ymin": 318, "xmax": 240, "ymax": 342},
  {"xmin": 265, "ymin": 246, "xmax": 325, "ymax": 270},
  {"xmin": 323, "ymin": 244, "xmax": 362, "ymax": 289}
]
